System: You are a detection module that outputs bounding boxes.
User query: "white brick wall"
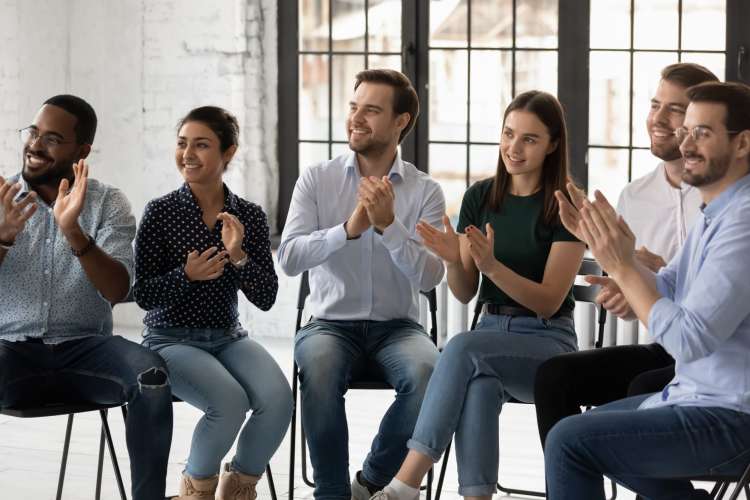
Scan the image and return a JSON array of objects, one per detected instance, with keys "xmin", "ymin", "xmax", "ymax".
[{"xmin": 0, "ymin": 0, "xmax": 301, "ymax": 337}]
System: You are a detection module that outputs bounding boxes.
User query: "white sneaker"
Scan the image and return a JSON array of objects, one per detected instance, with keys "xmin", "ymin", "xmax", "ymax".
[{"xmin": 351, "ymin": 473, "xmax": 377, "ymax": 500}]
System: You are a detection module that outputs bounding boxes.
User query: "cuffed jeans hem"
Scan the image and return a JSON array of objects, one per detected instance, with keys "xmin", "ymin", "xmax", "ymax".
[
  {"xmin": 361, "ymin": 465, "xmax": 391, "ymax": 489},
  {"xmin": 230, "ymin": 458, "xmax": 264, "ymax": 478},
  {"xmin": 183, "ymin": 468, "xmax": 218, "ymax": 480},
  {"xmin": 457, "ymin": 483, "xmax": 498, "ymax": 496},
  {"xmin": 406, "ymin": 438, "xmax": 442, "ymax": 463}
]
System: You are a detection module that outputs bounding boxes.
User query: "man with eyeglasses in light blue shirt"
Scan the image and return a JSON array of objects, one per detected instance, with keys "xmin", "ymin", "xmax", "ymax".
[
  {"xmin": 0, "ymin": 95, "xmax": 172, "ymax": 500},
  {"xmin": 278, "ymin": 69, "xmax": 445, "ymax": 500},
  {"xmin": 545, "ymin": 81, "xmax": 750, "ymax": 499}
]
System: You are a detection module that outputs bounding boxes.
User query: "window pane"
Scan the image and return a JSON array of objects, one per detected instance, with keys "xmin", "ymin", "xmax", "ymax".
[
  {"xmin": 469, "ymin": 144, "xmax": 499, "ymax": 186},
  {"xmin": 516, "ymin": 0, "xmax": 558, "ymax": 48},
  {"xmin": 632, "ymin": 51, "xmax": 678, "ymax": 148},
  {"xmin": 299, "ymin": 142, "xmax": 330, "ymax": 173},
  {"xmin": 429, "ymin": 49, "xmax": 468, "ymax": 141},
  {"xmin": 589, "ymin": 51, "xmax": 630, "ymax": 147},
  {"xmin": 631, "ymin": 148, "xmax": 660, "ymax": 182},
  {"xmin": 300, "ymin": 0, "xmax": 329, "ymax": 51},
  {"xmin": 332, "ymin": 0, "xmax": 365, "ymax": 51},
  {"xmin": 588, "ymin": 147, "xmax": 629, "ymax": 206},
  {"xmin": 368, "ymin": 0, "xmax": 402, "ymax": 52},
  {"xmin": 682, "ymin": 0, "xmax": 725, "ymax": 51},
  {"xmin": 470, "ymin": 0, "xmax": 513, "ymax": 48},
  {"xmin": 469, "ymin": 50, "xmax": 512, "ymax": 143},
  {"xmin": 368, "ymin": 54, "xmax": 402, "ymax": 71},
  {"xmin": 590, "ymin": 0, "xmax": 630, "ymax": 49},
  {"xmin": 515, "ymin": 50, "xmax": 558, "ymax": 95},
  {"xmin": 684, "ymin": 52, "xmax": 725, "ymax": 81},
  {"xmin": 300, "ymin": 54, "xmax": 330, "ymax": 141},
  {"xmin": 430, "ymin": 0, "xmax": 468, "ymax": 48},
  {"xmin": 634, "ymin": 0, "xmax": 679, "ymax": 50},
  {"xmin": 331, "ymin": 142, "xmax": 351, "ymax": 159},
  {"xmin": 429, "ymin": 144, "xmax": 467, "ymax": 218},
  {"xmin": 331, "ymin": 55, "xmax": 366, "ymax": 142}
]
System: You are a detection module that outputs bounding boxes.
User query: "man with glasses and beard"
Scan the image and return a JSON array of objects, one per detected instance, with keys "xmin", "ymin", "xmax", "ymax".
[
  {"xmin": 0, "ymin": 95, "xmax": 172, "ymax": 500},
  {"xmin": 278, "ymin": 69, "xmax": 444, "ymax": 500},
  {"xmin": 545, "ymin": 80, "xmax": 750, "ymax": 500},
  {"xmin": 534, "ymin": 63, "xmax": 718, "ymax": 449}
]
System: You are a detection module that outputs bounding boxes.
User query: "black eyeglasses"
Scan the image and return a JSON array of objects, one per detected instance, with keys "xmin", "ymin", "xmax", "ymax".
[{"xmin": 19, "ymin": 127, "xmax": 76, "ymax": 149}]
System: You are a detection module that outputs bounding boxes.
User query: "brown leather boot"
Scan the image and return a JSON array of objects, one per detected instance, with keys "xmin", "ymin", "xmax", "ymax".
[
  {"xmin": 216, "ymin": 463, "xmax": 261, "ymax": 500},
  {"xmin": 172, "ymin": 471, "xmax": 219, "ymax": 500}
]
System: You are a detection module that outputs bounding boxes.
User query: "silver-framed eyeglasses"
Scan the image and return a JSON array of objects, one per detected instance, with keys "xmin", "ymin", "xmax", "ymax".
[
  {"xmin": 673, "ymin": 125, "xmax": 743, "ymax": 143},
  {"xmin": 19, "ymin": 127, "xmax": 75, "ymax": 149}
]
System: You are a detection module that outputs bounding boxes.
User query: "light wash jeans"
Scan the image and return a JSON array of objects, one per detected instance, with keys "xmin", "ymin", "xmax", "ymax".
[
  {"xmin": 143, "ymin": 326, "xmax": 293, "ymax": 478},
  {"xmin": 406, "ymin": 314, "xmax": 578, "ymax": 496},
  {"xmin": 294, "ymin": 318, "xmax": 439, "ymax": 500},
  {"xmin": 545, "ymin": 394, "xmax": 750, "ymax": 500}
]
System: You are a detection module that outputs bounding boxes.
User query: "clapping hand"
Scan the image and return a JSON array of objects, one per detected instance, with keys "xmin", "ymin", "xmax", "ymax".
[
  {"xmin": 358, "ymin": 176, "xmax": 395, "ymax": 231},
  {"xmin": 0, "ymin": 176, "xmax": 37, "ymax": 244},
  {"xmin": 465, "ymin": 223, "xmax": 498, "ymax": 275}
]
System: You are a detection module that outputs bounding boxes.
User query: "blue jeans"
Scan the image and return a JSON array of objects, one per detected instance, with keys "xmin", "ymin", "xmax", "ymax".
[
  {"xmin": 294, "ymin": 318, "xmax": 439, "ymax": 500},
  {"xmin": 0, "ymin": 336, "xmax": 173, "ymax": 500},
  {"xmin": 545, "ymin": 395, "xmax": 750, "ymax": 499},
  {"xmin": 406, "ymin": 314, "xmax": 578, "ymax": 496},
  {"xmin": 143, "ymin": 327, "xmax": 293, "ymax": 478}
]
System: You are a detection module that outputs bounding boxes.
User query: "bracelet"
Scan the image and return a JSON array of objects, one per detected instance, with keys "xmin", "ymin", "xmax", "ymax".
[
  {"xmin": 0, "ymin": 239, "xmax": 13, "ymax": 250},
  {"xmin": 71, "ymin": 233, "xmax": 96, "ymax": 257}
]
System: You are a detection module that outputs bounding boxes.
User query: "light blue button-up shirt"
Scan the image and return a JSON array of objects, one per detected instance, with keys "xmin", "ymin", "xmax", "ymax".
[
  {"xmin": 641, "ymin": 173, "xmax": 750, "ymax": 413},
  {"xmin": 278, "ymin": 152, "xmax": 445, "ymax": 322},
  {"xmin": 0, "ymin": 174, "xmax": 136, "ymax": 343}
]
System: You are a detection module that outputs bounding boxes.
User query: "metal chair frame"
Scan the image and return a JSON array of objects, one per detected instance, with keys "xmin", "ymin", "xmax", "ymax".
[
  {"xmin": 433, "ymin": 258, "xmax": 615, "ymax": 500},
  {"xmin": 288, "ymin": 271, "xmax": 438, "ymax": 500}
]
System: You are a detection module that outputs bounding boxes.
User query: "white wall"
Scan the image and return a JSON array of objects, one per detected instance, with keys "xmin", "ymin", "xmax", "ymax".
[{"xmin": 0, "ymin": 0, "xmax": 301, "ymax": 336}]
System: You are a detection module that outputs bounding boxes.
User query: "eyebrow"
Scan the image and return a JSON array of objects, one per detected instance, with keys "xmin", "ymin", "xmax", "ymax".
[
  {"xmin": 28, "ymin": 125, "xmax": 66, "ymax": 140},
  {"xmin": 350, "ymin": 101, "xmax": 384, "ymax": 112},
  {"xmin": 503, "ymin": 126, "xmax": 541, "ymax": 138},
  {"xmin": 651, "ymin": 98, "xmax": 687, "ymax": 109},
  {"xmin": 177, "ymin": 136, "xmax": 214, "ymax": 141}
]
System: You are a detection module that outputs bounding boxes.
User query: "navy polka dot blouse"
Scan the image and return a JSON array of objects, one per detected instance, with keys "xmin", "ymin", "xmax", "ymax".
[{"xmin": 133, "ymin": 183, "xmax": 278, "ymax": 328}]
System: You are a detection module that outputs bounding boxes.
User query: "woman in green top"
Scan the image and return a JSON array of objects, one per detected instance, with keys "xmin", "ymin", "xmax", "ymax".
[{"xmin": 372, "ymin": 91, "xmax": 586, "ymax": 500}]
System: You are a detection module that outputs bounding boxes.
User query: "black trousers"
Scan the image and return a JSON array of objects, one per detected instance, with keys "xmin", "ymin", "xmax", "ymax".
[{"xmin": 534, "ymin": 342, "xmax": 675, "ymax": 448}]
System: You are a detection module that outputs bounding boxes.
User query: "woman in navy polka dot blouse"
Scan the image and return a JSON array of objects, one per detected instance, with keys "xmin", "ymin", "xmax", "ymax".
[{"xmin": 133, "ymin": 106, "xmax": 293, "ymax": 500}]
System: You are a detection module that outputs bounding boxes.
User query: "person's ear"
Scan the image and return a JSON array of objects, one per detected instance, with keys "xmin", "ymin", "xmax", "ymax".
[
  {"xmin": 546, "ymin": 139, "xmax": 559, "ymax": 156},
  {"xmin": 223, "ymin": 144, "xmax": 238, "ymax": 166}
]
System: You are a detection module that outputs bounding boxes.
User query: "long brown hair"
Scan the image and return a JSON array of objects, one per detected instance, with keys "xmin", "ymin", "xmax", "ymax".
[{"xmin": 485, "ymin": 90, "xmax": 569, "ymax": 226}]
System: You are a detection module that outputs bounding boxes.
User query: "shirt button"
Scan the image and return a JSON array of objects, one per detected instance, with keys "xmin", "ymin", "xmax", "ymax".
[
  {"xmin": 44, "ymin": 269, "xmax": 50, "ymax": 275},
  {"xmin": 43, "ymin": 301, "xmax": 49, "ymax": 307},
  {"xmin": 46, "ymin": 238, "xmax": 51, "ymax": 244}
]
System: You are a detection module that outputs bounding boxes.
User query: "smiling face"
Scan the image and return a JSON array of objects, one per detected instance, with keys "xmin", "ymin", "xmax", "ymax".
[
  {"xmin": 499, "ymin": 110, "xmax": 557, "ymax": 181},
  {"xmin": 175, "ymin": 121, "xmax": 236, "ymax": 187},
  {"xmin": 678, "ymin": 101, "xmax": 735, "ymax": 189},
  {"xmin": 346, "ymin": 81, "xmax": 408, "ymax": 158},
  {"xmin": 22, "ymin": 104, "xmax": 85, "ymax": 187},
  {"xmin": 647, "ymin": 79, "xmax": 690, "ymax": 162}
]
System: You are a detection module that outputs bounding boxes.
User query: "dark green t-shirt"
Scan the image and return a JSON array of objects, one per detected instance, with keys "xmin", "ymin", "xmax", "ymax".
[{"xmin": 457, "ymin": 178, "xmax": 580, "ymax": 316}]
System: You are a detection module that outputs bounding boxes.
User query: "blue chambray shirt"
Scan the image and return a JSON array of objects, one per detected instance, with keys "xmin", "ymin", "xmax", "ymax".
[
  {"xmin": 277, "ymin": 152, "xmax": 446, "ymax": 322},
  {"xmin": 641, "ymin": 173, "xmax": 750, "ymax": 414},
  {"xmin": 0, "ymin": 174, "xmax": 136, "ymax": 343}
]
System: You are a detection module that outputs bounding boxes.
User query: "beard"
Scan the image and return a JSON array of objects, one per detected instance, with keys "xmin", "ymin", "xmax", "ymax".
[
  {"xmin": 21, "ymin": 147, "xmax": 75, "ymax": 188},
  {"xmin": 681, "ymin": 151, "xmax": 731, "ymax": 187},
  {"xmin": 348, "ymin": 134, "xmax": 391, "ymax": 158},
  {"xmin": 650, "ymin": 138, "xmax": 682, "ymax": 162}
]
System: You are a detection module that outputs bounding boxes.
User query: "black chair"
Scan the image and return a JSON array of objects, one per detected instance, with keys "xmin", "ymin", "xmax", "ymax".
[
  {"xmin": 433, "ymin": 258, "xmax": 611, "ymax": 500},
  {"xmin": 0, "ymin": 401, "xmax": 128, "ymax": 500},
  {"xmin": 168, "ymin": 396, "xmax": 278, "ymax": 500},
  {"xmin": 288, "ymin": 270, "xmax": 439, "ymax": 500}
]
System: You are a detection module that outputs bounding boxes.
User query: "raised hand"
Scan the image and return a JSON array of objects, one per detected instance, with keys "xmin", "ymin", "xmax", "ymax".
[
  {"xmin": 585, "ymin": 274, "xmax": 635, "ymax": 319},
  {"xmin": 345, "ymin": 202, "xmax": 371, "ymax": 239},
  {"xmin": 184, "ymin": 246, "xmax": 228, "ymax": 281},
  {"xmin": 0, "ymin": 176, "xmax": 37, "ymax": 243},
  {"xmin": 217, "ymin": 212, "xmax": 246, "ymax": 262},
  {"xmin": 554, "ymin": 182, "xmax": 587, "ymax": 241},
  {"xmin": 465, "ymin": 223, "xmax": 498, "ymax": 275},
  {"xmin": 635, "ymin": 246, "xmax": 667, "ymax": 272},
  {"xmin": 416, "ymin": 214, "xmax": 460, "ymax": 264},
  {"xmin": 53, "ymin": 160, "xmax": 88, "ymax": 233},
  {"xmin": 359, "ymin": 176, "xmax": 395, "ymax": 231}
]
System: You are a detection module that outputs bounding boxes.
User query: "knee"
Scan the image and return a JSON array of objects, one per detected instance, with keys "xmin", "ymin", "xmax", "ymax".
[
  {"xmin": 209, "ymin": 386, "xmax": 251, "ymax": 425},
  {"xmin": 441, "ymin": 331, "xmax": 476, "ymax": 361},
  {"xmin": 545, "ymin": 414, "xmax": 586, "ymax": 461},
  {"xmin": 398, "ymin": 356, "xmax": 436, "ymax": 396},
  {"xmin": 253, "ymin": 375, "xmax": 294, "ymax": 424}
]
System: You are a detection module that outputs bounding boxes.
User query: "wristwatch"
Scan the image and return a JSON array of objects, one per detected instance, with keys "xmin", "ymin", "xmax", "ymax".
[
  {"xmin": 71, "ymin": 233, "xmax": 96, "ymax": 257},
  {"xmin": 0, "ymin": 238, "xmax": 13, "ymax": 250},
  {"xmin": 231, "ymin": 252, "xmax": 248, "ymax": 268}
]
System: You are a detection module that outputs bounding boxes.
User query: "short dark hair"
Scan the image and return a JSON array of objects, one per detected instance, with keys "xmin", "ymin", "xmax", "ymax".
[
  {"xmin": 660, "ymin": 62, "xmax": 718, "ymax": 88},
  {"xmin": 43, "ymin": 94, "xmax": 97, "ymax": 145},
  {"xmin": 686, "ymin": 81, "xmax": 750, "ymax": 133},
  {"xmin": 354, "ymin": 69, "xmax": 419, "ymax": 144},
  {"xmin": 177, "ymin": 106, "xmax": 240, "ymax": 152}
]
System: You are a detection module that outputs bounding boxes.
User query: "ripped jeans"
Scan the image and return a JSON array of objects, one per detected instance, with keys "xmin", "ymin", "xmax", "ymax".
[{"xmin": 0, "ymin": 335, "xmax": 173, "ymax": 500}]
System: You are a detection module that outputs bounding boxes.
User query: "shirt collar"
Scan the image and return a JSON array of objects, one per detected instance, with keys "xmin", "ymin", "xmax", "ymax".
[
  {"xmin": 702, "ymin": 173, "xmax": 750, "ymax": 221},
  {"xmin": 177, "ymin": 182, "xmax": 239, "ymax": 212},
  {"xmin": 344, "ymin": 151, "xmax": 405, "ymax": 181}
]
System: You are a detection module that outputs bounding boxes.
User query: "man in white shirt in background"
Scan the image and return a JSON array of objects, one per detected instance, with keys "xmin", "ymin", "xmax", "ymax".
[{"xmin": 534, "ymin": 62, "xmax": 719, "ymax": 448}]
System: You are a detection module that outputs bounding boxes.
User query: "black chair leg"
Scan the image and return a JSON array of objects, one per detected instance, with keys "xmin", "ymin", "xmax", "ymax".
[
  {"xmin": 728, "ymin": 462, "xmax": 750, "ymax": 500},
  {"xmin": 99, "ymin": 409, "xmax": 128, "ymax": 500},
  {"xmin": 56, "ymin": 413, "xmax": 75, "ymax": 500},
  {"xmin": 95, "ymin": 424, "xmax": 106, "ymax": 500},
  {"xmin": 426, "ymin": 467, "xmax": 433, "ymax": 500},
  {"xmin": 289, "ymin": 363, "xmax": 299, "ymax": 500},
  {"xmin": 266, "ymin": 464, "xmax": 277, "ymax": 500},
  {"xmin": 435, "ymin": 441, "xmax": 451, "ymax": 500}
]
